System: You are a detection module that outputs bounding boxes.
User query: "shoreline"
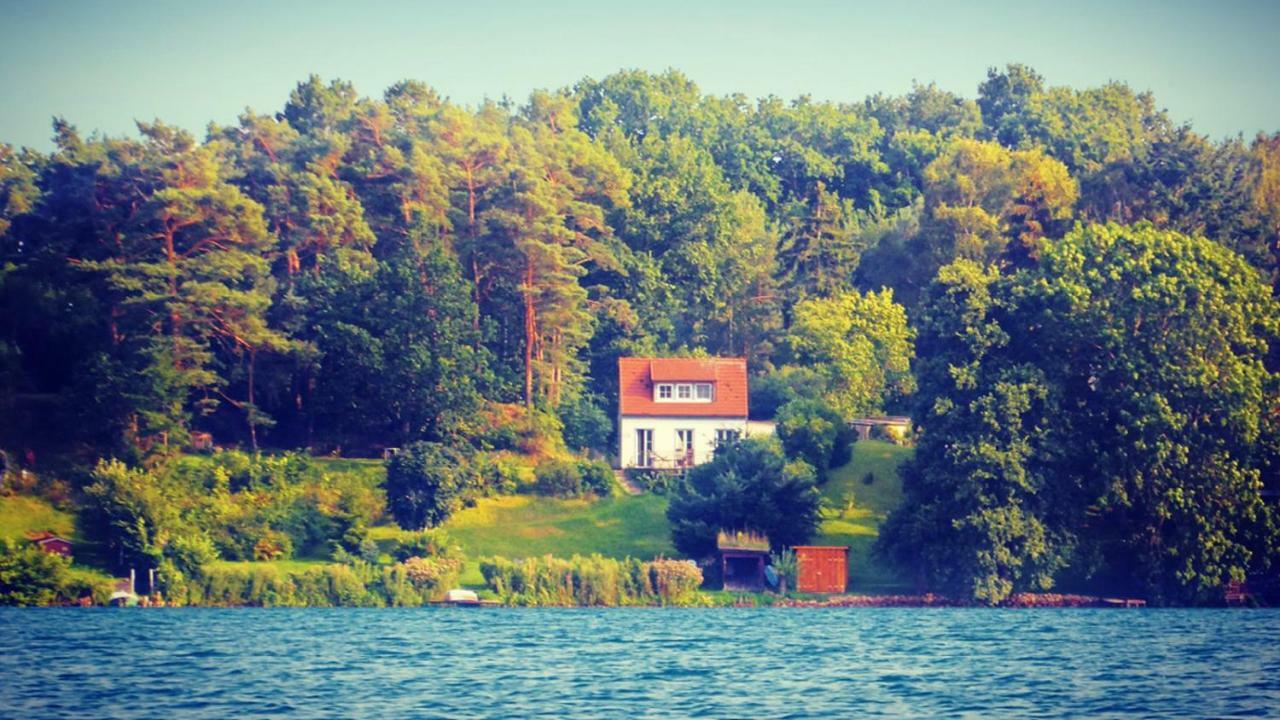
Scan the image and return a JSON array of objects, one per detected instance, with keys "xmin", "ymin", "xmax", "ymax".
[{"xmin": 26, "ymin": 591, "xmax": 1181, "ymax": 609}]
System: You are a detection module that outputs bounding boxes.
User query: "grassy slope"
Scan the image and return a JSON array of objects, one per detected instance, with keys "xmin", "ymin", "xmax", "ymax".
[
  {"xmin": 18, "ymin": 442, "xmax": 910, "ymax": 593},
  {"xmin": 0, "ymin": 495, "xmax": 76, "ymax": 541},
  {"xmin": 442, "ymin": 494, "xmax": 674, "ymax": 560},
  {"xmin": 0, "ymin": 494, "xmax": 116, "ymax": 585},
  {"xmin": 814, "ymin": 439, "xmax": 914, "ymax": 593}
]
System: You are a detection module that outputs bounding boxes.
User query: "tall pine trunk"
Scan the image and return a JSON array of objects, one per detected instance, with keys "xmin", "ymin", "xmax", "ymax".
[{"xmin": 523, "ymin": 259, "xmax": 536, "ymax": 408}]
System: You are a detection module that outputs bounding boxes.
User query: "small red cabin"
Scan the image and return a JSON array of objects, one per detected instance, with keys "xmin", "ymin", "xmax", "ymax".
[
  {"xmin": 26, "ymin": 531, "xmax": 73, "ymax": 558},
  {"xmin": 795, "ymin": 546, "xmax": 848, "ymax": 594}
]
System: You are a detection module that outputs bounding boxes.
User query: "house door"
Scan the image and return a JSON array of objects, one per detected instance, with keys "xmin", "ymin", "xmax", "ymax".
[
  {"xmin": 676, "ymin": 429, "xmax": 694, "ymax": 467},
  {"xmin": 636, "ymin": 429, "xmax": 653, "ymax": 467}
]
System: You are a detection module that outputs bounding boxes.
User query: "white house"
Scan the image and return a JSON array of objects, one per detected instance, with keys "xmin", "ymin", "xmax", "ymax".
[{"xmin": 617, "ymin": 357, "xmax": 749, "ymax": 470}]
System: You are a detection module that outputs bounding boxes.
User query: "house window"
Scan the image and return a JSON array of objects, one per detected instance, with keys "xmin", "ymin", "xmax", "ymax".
[
  {"xmin": 676, "ymin": 429, "xmax": 694, "ymax": 466},
  {"xmin": 715, "ymin": 429, "xmax": 740, "ymax": 448},
  {"xmin": 636, "ymin": 429, "xmax": 653, "ymax": 467},
  {"xmin": 653, "ymin": 381, "xmax": 714, "ymax": 402}
]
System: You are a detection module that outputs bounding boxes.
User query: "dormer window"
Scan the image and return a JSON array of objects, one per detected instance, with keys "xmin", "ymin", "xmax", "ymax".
[{"xmin": 654, "ymin": 382, "xmax": 714, "ymax": 403}]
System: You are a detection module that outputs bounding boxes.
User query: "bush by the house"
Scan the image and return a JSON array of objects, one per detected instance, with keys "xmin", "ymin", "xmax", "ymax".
[
  {"xmin": 628, "ymin": 469, "xmax": 677, "ymax": 495},
  {"xmin": 578, "ymin": 459, "xmax": 616, "ymax": 496},
  {"xmin": 534, "ymin": 458, "xmax": 615, "ymax": 497},
  {"xmin": 479, "ymin": 554, "xmax": 703, "ymax": 606},
  {"xmin": 775, "ymin": 398, "xmax": 855, "ymax": 481},
  {"xmin": 667, "ymin": 438, "xmax": 822, "ymax": 557},
  {"xmin": 534, "ymin": 459, "xmax": 583, "ymax": 497}
]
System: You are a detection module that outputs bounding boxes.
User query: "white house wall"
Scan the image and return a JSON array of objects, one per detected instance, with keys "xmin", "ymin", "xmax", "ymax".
[{"xmin": 618, "ymin": 415, "xmax": 748, "ymax": 469}]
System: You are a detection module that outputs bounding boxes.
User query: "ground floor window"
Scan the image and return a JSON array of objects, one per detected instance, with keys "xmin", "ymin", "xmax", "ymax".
[
  {"xmin": 676, "ymin": 429, "xmax": 694, "ymax": 466},
  {"xmin": 636, "ymin": 428, "xmax": 653, "ymax": 467},
  {"xmin": 715, "ymin": 429, "xmax": 741, "ymax": 447}
]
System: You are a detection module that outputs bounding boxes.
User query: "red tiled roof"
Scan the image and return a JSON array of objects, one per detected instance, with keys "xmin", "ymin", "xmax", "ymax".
[{"xmin": 619, "ymin": 357, "xmax": 748, "ymax": 417}]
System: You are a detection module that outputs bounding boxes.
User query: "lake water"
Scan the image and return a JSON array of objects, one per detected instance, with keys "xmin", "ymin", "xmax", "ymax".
[{"xmin": 2, "ymin": 608, "xmax": 1278, "ymax": 718}]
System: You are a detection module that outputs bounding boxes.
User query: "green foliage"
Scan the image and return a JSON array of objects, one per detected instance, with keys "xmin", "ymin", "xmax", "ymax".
[
  {"xmin": 768, "ymin": 548, "xmax": 798, "ymax": 591},
  {"xmin": 667, "ymin": 438, "xmax": 822, "ymax": 558},
  {"xmin": 881, "ymin": 224, "xmax": 1280, "ymax": 604},
  {"xmin": 788, "ymin": 288, "xmax": 916, "ymax": 417},
  {"xmin": 775, "ymin": 398, "xmax": 856, "ymax": 481},
  {"xmin": 4, "ymin": 68, "xmax": 1279, "ymax": 607},
  {"xmin": 533, "ymin": 457, "xmax": 613, "ymax": 498},
  {"xmin": 85, "ymin": 451, "xmax": 384, "ymax": 578},
  {"xmin": 558, "ymin": 393, "xmax": 612, "ymax": 452},
  {"xmin": 627, "ymin": 469, "xmax": 677, "ymax": 495},
  {"xmin": 577, "ymin": 458, "xmax": 617, "ymax": 497},
  {"xmin": 0, "ymin": 537, "xmax": 75, "ymax": 605},
  {"xmin": 479, "ymin": 554, "xmax": 702, "ymax": 606},
  {"xmin": 390, "ymin": 528, "xmax": 462, "ymax": 562},
  {"xmin": 533, "ymin": 459, "xmax": 583, "ymax": 497},
  {"xmin": 748, "ymin": 365, "xmax": 825, "ymax": 420},
  {"xmin": 177, "ymin": 522, "xmax": 466, "ymax": 607},
  {"xmin": 384, "ymin": 442, "xmax": 482, "ymax": 530},
  {"xmin": 304, "ymin": 230, "xmax": 485, "ymax": 448}
]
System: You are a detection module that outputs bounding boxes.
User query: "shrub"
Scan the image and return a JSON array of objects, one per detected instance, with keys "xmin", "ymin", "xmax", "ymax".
[
  {"xmin": 667, "ymin": 438, "xmax": 822, "ymax": 558},
  {"xmin": 479, "ymin": 404, "xmax": 565, "ymax": 456},
  {"xmin": 391, "ymin": 528, "xmax": 461, "ymax": 562},
  {"xmin": 578, "ymin": 459, "xmax": 616, "ymax": 496},
  {"xmin": 628, "ymin": 469, "xmax": 677, "ymax": 495},
  {"xmin": 384, "ymin": 441, "xmax": 482, "ymax": 529},
  {"xmin": 473, "ymin": 453, "xmax": 524, "ymax": 495},
  {"xmin": 0, "ymin": 538, "xmax": 74, "ymax": 606},
  {"xmin": 648, "ymin": 558, "xmax": 703, "ymax": 604},
  {"xmin": 400, "ymin": 556, "xmax": 463, "ymax": 599},
  {"xmin": 768, "ymin": 549, "xmax": 798, "ymax": 592},
  {"xmin": 534, "ymin": 458, "xmax": 584, "ymax": 497},
  {"xmin": 775, "ymin": 398, "xmax": 855, "ymax": 481},
  {"xmin": 252, "ymin": 530, "xmax": 294, "ymax": 561}
]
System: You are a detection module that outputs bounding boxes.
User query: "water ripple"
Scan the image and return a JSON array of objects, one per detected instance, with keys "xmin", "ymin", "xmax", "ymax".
[{"xmin": 1, "ymin": 608, "xmax": 1278, "ymax": 718}]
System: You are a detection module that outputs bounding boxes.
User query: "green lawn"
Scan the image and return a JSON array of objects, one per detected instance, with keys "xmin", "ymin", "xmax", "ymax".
[
  {"xmin": 441, "ymin": 493, "xmax": 675, "ymax": 561},
  {"xmin": 814, "ymin": 439, "xmax": 914, "ymax": 593}
]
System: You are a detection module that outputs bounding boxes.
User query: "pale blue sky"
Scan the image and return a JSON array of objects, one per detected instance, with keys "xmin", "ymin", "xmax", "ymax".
[{"xmin": 1, "ymin": 0, "xmax": 1277, "ymax": 150}]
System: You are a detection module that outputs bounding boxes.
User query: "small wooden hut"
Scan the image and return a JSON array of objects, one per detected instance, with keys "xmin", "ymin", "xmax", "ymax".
[
  {"xmin": 25, "ymin": 531, "xmax": 73, "ymax": 558},
  {"xmin": 718, "ymin": 530, "xmax": 770, "ymax": 591}
]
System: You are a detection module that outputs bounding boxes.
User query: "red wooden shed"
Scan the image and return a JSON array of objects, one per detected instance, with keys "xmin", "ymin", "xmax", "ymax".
[
  {"xmin": 795, "ymin": 546, "xmax": 848, "ymax": 594},
  {"xmin": 26, "ymin": 531, "xmax": 73, "ymax": 558}
]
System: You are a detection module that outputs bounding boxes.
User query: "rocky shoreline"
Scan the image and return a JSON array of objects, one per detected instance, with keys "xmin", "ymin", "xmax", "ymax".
[{"xmin": 773, "ymin": 592, "xmax": 1147, "ymax": 608}]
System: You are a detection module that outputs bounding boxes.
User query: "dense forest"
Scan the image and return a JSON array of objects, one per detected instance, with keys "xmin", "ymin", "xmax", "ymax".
[{"xmin": 1, "ymin": 65, "xmax": 1277, "ymax": 604}]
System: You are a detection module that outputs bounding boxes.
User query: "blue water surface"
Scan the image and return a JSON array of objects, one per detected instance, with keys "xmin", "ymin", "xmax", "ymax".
[{"xmin": 1, "ymin": 607, "xmax": 1278, "ymax": 718}]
